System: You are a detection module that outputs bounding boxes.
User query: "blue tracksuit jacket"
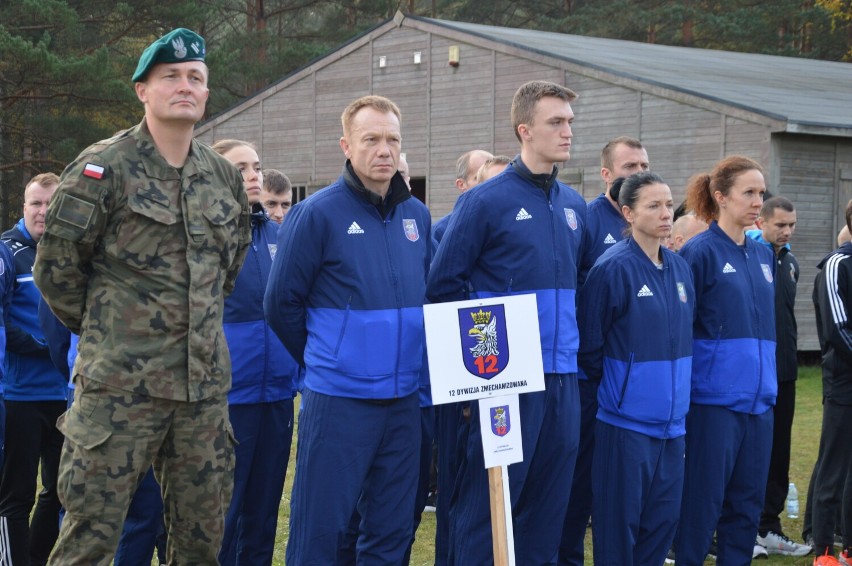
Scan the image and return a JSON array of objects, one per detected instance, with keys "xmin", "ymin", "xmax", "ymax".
[
  {"xmin": 224, "ymin": 206, "xmax": 297, "ymax": 404},
  {"xmin": 679, "ymin": 221, "xmax": 777, "ymax": 413},
  {"xmin": 578, "ymin": 238, "xmax": 694, "ymax": 438},
  {"xmin": 0, "ymin": 243, "xmax": 14, "ymax": 386},
  {"xmin": 264, "ymin": 165, "xmax": 431, "ymax": 400},
  {"xmin": 427, "ymin": 156, "xmax": 587, "ymax": 374},
  {"xmin": 2, "ymin": 220, "xmax": 66, "ymax": 401},
  {"xmin": 432, "ymin": 213, "xmax": 451, "ymax": 246},
  {"xmin": 578, "ymin": 192, "xmax": 628, "ymax": 287}
]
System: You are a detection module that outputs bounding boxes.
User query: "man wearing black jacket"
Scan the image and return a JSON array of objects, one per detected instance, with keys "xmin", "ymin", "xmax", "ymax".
[
  {"xmin": 810, "ymin": 199, "xmax": 852, "ymax": 563},
  {"xmin": 747, "ymin": 197, "xmax": 812, "ymax": 556}
]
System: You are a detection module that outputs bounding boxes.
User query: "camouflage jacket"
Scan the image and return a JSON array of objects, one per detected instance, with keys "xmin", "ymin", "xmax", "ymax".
[{"xmin": 34, "ymin": 119, "xmax": 251, "ymax": 401}]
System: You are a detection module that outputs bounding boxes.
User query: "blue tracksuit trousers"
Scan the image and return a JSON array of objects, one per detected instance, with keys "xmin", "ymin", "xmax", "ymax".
[
  {"xmin": 448, "ymin": 374, "xmax": 579, "ymax": 566},
  {"xmin": 675, "ymin": 404, "xmax": 773, "ymax": 566},
  {"xmin": 558, "ymin": 378, "xmax": 598, "ymax": 565},
  {"xmin": 286, "ymin": 389, "xmax": 419, "ymax": 566},
  {"xmin": 219, "ymin": 400, "xmax": 294, "ymax": 566},
  {"xmin": 592, "ymin": 421, "xmax": 685, "ymax": 566}
]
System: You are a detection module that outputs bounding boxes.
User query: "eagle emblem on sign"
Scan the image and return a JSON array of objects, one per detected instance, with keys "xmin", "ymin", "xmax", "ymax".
[
  {"xmin": 491, "ymin": 405, "xmax": 511, "ymax": 437},
  {"xmin": 458, "ymin": 305, "xmax": 510, "ymax": 379}
]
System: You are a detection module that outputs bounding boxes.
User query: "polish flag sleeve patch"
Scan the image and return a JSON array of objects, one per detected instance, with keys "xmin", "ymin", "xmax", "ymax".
[{"xmin": 83, "ymin": 163, "xmax": 105, "ymax": 180}]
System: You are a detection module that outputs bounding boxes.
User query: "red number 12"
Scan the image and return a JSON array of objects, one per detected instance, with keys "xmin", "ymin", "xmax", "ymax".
[{"xmin": 474, "ymin": 355, "xmax": 498, "ymax": 374}]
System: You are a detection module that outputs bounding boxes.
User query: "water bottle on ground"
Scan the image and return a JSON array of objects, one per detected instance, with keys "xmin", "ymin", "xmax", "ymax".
[{"xmin": 786, "ymin": 482, "xmax": 799, "ymax": 519}]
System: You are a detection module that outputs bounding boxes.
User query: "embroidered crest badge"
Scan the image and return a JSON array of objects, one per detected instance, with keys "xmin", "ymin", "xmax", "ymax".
[
  {"xmin": 564, "ymin": 208, "xmax": 577, "ymax": 230},
  {"xmin": 761, "ymin": 264, "xmax": 773, "ymax": 283},
  {"xmin": 677, "ymin": 282, "xmax": 687, "ymax": 303},
  {"xmin": 403, "ymin": 219, "xmax": 419, "ymax": 242},
  {"xmin": 458, "ymin": 305, "xmax": 510, "ymax": 379},
  {"xmin": 490, "ymin": 405, "xmax": 511, "ymax": 437}
]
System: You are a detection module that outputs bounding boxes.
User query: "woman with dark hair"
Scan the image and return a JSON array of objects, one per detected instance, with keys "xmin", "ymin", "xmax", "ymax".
[
  {"xmin": 674, "ymin": 156, "xmax": 777, "ymax": 565},
  {"xmin": 578, "ymin": 171, "xmax": 695, "ymax": 565}
]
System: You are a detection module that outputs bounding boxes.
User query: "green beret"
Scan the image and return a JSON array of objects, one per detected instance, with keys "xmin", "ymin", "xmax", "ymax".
[{"xmin": 132, "ymin": 28, "xmax": 206, "ymax": 82}]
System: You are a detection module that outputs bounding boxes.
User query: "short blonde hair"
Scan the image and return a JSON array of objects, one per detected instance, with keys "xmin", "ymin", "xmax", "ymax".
[
  {"xmin": 341, "ymin": 95, "xmax": 401, "ymax": 138},
  {"xmin": 511, "ymin": 81, "xmax": 577, "ymax": 142}
]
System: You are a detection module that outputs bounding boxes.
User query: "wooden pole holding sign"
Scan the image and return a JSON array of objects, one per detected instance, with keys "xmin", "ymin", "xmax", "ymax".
[
  {"xmin": 424, "ymin": 295, "xmax": 543, "ymax": 566},
  {"xmin": 488, "ymin": 466, "xmax": 510, "ymax": 566}
]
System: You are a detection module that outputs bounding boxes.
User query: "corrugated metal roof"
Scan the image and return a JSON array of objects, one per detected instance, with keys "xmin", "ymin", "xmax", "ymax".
[{"xmin": 422, "ymin": 17, "xmax": 852, "ymax": 132}]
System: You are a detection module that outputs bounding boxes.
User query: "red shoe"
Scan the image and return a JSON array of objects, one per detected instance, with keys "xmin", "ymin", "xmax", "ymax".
[
  {"xmin": 815, "ymin": 549, "xmax": 842, "ymax": 566},
  {"xmin": 839, "ymin": 549, "xmax": 850, "ymax": 566}
]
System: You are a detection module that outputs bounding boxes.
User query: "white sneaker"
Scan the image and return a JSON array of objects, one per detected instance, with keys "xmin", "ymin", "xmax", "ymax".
[
  {"xmin": 753, "ymin": 543, "xmax": 769, "ymax": 559},
  {"xmin": 757, "ymin": 531, "xmax": 813, "ymax": 556}
]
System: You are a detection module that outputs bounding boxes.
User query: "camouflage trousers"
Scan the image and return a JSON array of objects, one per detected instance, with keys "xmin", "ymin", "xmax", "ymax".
[{"xmin": 48, "ymin": 375, "xmax": 235, "ymax": 565}]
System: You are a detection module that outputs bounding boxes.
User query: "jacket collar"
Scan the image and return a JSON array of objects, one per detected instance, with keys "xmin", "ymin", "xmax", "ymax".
[
  {"xmin": 342, "ymin": 160, "xmax": 411, "ymax": 217},
  {"xmin": 134, "ymin": 118, "xmax": 211, "ymax": 181},
  {"xmin": 509, "ymin": 155, "xmax": 559, "ymax": 194},
  {"xmin": 746, "ymin": 229, "xmax": 791, "ymax": 254}
]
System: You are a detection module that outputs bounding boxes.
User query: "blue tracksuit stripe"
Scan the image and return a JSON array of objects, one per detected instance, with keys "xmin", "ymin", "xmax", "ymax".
[
  {"xmin": 304, "ymin": 305, "xmax": 424, "ymax": 398},
  {"xmin": 427, "ymin": 159, "xmax": 586, "ymax": 375},
  {"xmin": 225, "ymin": 210, "xmax": 297, "ymax": 404},
  {"xmin": 0, "ymin": 243, "xmax": 12, "ymax": 384},
  {"xmin": 578, "ymin": 239, "xmax": 695, "ymax": 439},
  {"xmin": 691, "ymin": 337, "xmax": 777, "ymax": 411},
  {"xmin": 265, "ymin": 172, "xmax": 430, "ymax": 399},
  {"xmin": 472, "ymin": 288, "xmax": 578, "ymax": 373},
  {"xmin": 2, "ymin": 222, "xmax": 66, "ymax": 401},
  {"xmin": 679, "ymin": 221, "xmax": 777, "ymax": 413},
  {"xmin": 597, "ymin": 356, "xmax": 692, "ymax": 437}
]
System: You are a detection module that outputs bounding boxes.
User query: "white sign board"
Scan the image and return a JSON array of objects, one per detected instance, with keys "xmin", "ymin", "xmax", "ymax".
[
  {"xmin": 424, "ymin": 294, "xmax": 545, "ymax": 405},
  {"xmin": 478, "ymin": 394, "xmax": 524, "ymax": 468}
]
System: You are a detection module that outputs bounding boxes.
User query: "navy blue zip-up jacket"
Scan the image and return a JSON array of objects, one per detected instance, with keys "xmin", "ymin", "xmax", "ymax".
[
  {"xmin": 263, "ymin": 164, "xmax": 431, "ymax": 400},
  {"xmin": 38, "ymin": 298, "xmax": 72, "ymax": 382},
  {"xmin": 2, "ymin": 220, "xmax": 66, "ymax": 401},
  {"xmin": 427, "ymin": 156, "xmax": 588, "ymax": 374},
  {"xmin": 746, "ymin": 229, "xmax": 799, "ymax": 384},
  {"xmin": 578, "ymin": 193, "xmax": 628, "ymax": 287},
  {"xmin": 576, "ymin": 191, "xmax": 628, "ymax": 382},
  {"xmin": 432, "ymin": 213, "xmax": 452, "ymax": 246},
  {"xmin": 578, "ymin": 238, "xmax": 694, "ymax": 438},
  {"xmin": 0, "ymin": 243, "xmax": 14, "ymax": 388},
  {"xmin": 224, "ymin": 205, "xmax": 298, "ymax": 404},
  {"xmin": 679, "ymin": 221, "xmax": 777, "ymax": 413}
]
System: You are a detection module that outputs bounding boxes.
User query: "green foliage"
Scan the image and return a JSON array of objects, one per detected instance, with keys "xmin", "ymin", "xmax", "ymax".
[{"xmin": 2, "ymin": 0, "xmax": 850, "ymax": 231}]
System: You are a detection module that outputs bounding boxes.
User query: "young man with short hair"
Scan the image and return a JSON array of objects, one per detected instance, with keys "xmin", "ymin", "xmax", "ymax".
[
  {"xmin": 428, "ymin": 80, "xmax": 587, "ymax": 564},
  {"xmin": 260, "ymin": 168, "xmax": 292, "ymax": 223}
]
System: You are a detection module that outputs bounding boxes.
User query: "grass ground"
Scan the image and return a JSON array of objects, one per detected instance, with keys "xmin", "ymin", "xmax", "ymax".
[{"xmin": 267, "ymin": 366, "xmax": 825, "ymax": 565}]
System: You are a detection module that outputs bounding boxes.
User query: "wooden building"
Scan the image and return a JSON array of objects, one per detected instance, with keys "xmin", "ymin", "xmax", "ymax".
[{"xmin": 195, "ymin": 11, "xmax": 852, "ymax": 350}]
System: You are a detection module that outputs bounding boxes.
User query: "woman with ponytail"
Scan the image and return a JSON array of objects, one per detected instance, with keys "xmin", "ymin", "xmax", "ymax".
[
  {"xmin": 674, "ymin": 156, "xmax": 777, "ymax": 565},
  {"xmin": 578, "ymin": 172, "xmax": 694, "ymax": 565}
]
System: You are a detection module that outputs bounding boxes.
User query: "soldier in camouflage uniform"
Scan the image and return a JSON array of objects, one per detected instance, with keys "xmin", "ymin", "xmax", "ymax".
[{"xmin": 33, "ymin": 28, "xmax": 251, "ymax": 564}]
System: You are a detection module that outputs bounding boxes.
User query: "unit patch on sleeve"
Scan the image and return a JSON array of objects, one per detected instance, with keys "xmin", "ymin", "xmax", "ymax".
[{"xmin": 56, "ymin": 194, "xmax": 96, "ymax": 230}]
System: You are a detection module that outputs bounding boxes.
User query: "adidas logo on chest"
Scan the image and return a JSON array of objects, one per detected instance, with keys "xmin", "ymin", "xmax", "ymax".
[
  {"xmin": 722, "ymin": 262, "xmax": 736, "ymax": 274},
  {"xmin": 603, "ymin": 233, "xmax": 617, "ymax": 245},
  {"xmin": 637, "ymin": 284, "xmax": 654, "ymax": 297},
  {"xmin": 515, "ymin": 208, "xmax": 532, "ymax": 221},
  {"xmin": 347, "ymin": 221, "xmax": 364, "ymax": 234}
]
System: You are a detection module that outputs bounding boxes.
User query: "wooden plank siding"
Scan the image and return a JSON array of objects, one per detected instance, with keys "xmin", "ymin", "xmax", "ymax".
[
  {"xmin": 775, "ymin": 134, "xmax": 845, "ymax": 350},
  {"xmin": 427, "ymin": 38, "xmax": 501, "ymax": 217},
  {"xmin": 193, "ymin": 15, "xmax": 851, "ymax": 350}
]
